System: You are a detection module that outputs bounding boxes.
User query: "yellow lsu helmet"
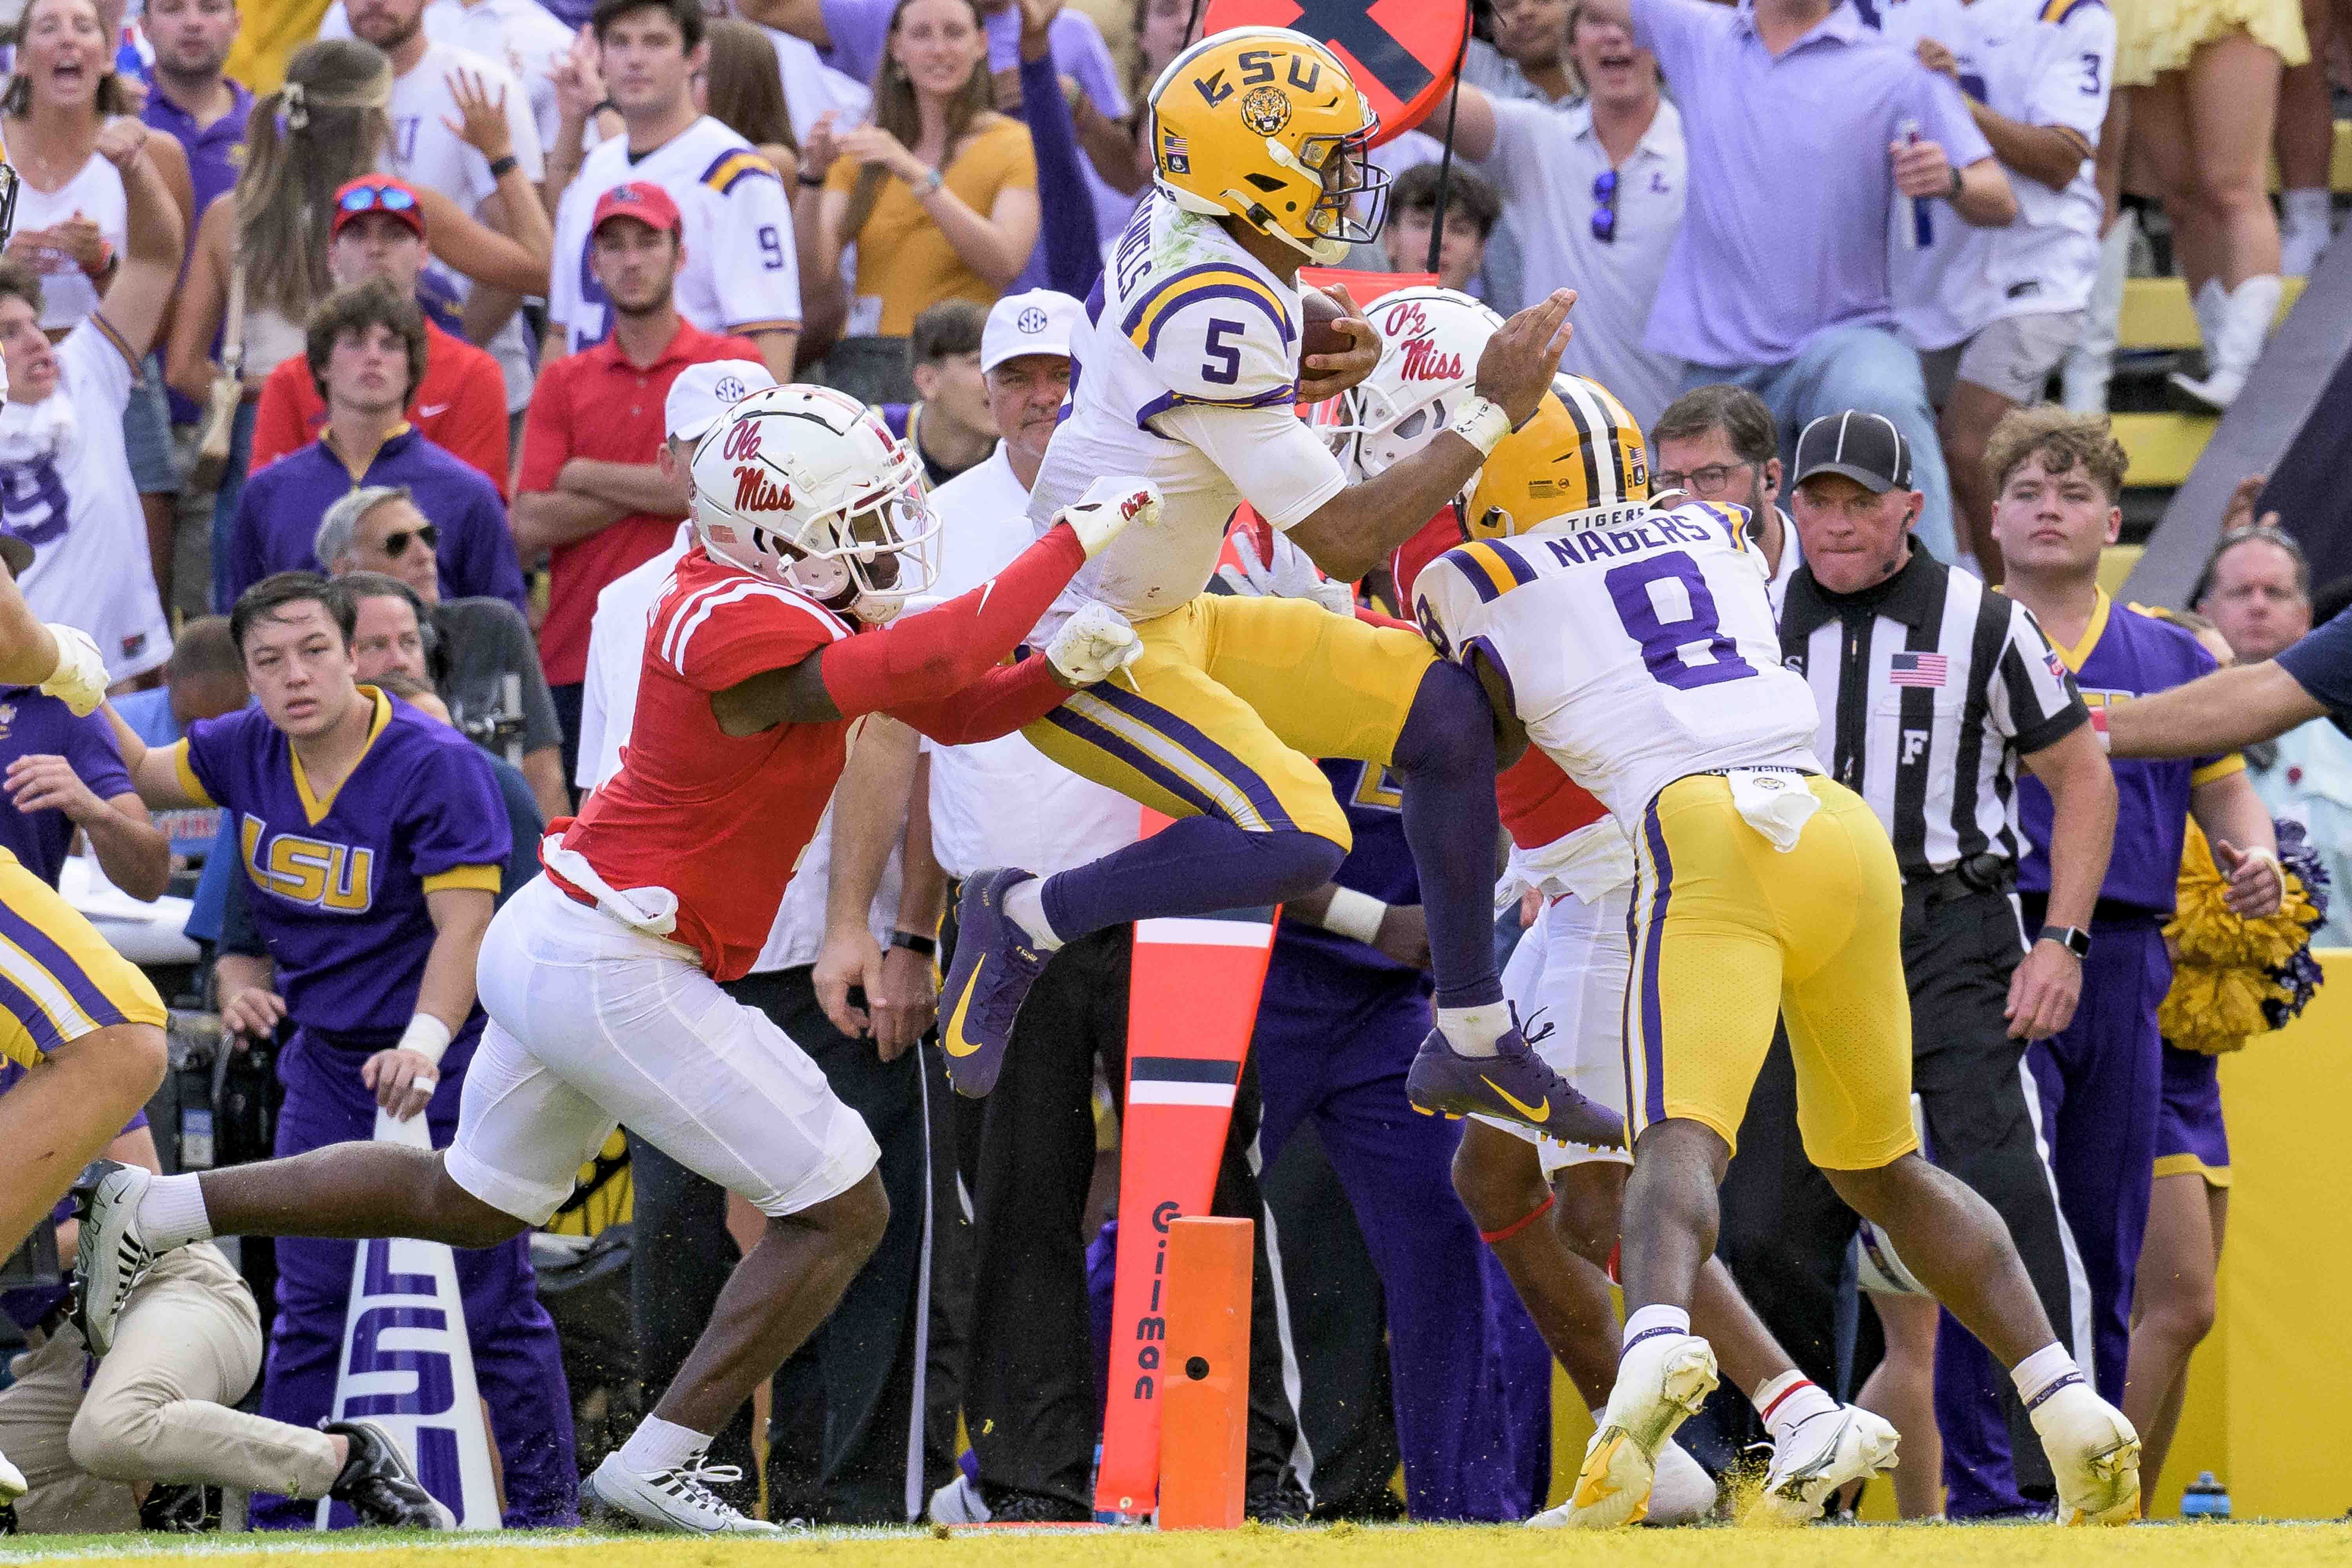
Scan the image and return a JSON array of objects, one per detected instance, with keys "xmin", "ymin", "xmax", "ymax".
[
  {"xmin": 1464, "ymin": 373, "xmax": 1650, "ymax": 541},
  {"xmin": 1147, "ymin": 27, "xmax": 1392, "ymax": 266}
]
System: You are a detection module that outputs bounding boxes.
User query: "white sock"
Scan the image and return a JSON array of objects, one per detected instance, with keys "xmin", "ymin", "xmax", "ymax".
[
  {"xmin": 2010, "ymin": 1342, "xmax": 2083, "ymax": 1409},
  {"xmin": 619, "ymin": 1416, "xmax": 712, "ymax": 1475},
  {"xmin": 1002, "ymin": 878, "xmax": 1064, "ymax": 952},
  {"xmin": 136, "ymin": 1172, "xmax": 214, "ymax": 1250},
  {"xmin": 2283, "ymin": 186, "xmax": 2333, "ymax": 232},
  {"xmin": 1436, "ymin": 1001, "xmax": 1510, "ymax": 1056},
  {"xmin": 1754, "ymin": 1370, "xmax": 1837, "ymax": 1441},
  {"xmin": 1622, "ymin": 1303, "xmax": 1691, "ymax": 1353}
]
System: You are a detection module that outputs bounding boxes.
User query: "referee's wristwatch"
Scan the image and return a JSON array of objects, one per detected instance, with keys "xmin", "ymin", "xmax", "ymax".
[{"xmin": 2037, "ymin": 924, "xmax": 2092, "ymax": 960}]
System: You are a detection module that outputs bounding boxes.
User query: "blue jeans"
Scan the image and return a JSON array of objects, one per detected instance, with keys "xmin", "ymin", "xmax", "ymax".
[{"xmin": 1681, "ymin": 323, "xmax": 1956, "ymax": 564}]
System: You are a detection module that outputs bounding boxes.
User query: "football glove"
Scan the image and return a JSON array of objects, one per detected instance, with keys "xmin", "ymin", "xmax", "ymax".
[
  {"xmin": 1056, "ymin": 477, "xmax": 1163, "ymax": 560},
  {"xmin": 1216, "ymin": 521, "xmax": 1356, "ymax": 615},
  {"xmin": 1045, "ymin": 601, "xmax": 1142, "ymax": 687},
  {"xmin": 38, "ymin": 624, "xmax": 109, "ymax": 716}
]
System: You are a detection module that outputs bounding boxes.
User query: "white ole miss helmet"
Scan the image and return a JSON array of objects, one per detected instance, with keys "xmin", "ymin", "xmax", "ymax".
[
  {"xmin": 1317, "ymin": 286, "xmax": 1504, "ymax": 489},
  {"xmin": 688, "ymin": 383, "xmax": 940, "ymax": 624}
]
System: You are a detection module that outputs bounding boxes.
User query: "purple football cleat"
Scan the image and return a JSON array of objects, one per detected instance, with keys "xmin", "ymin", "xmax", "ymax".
[
  {"xmin": 1406, "ymin": 1024, "xmax": 1624, "ymax": 1145},
  {"xmin": 939, "ymin": 868, "xmax": 1053, "ymax": 1098}
]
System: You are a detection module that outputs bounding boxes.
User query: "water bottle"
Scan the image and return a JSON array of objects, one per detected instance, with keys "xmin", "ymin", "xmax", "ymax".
[{"xmin": 2180, "ymin": 1471, "xmax": 2231, "ymax": 1520}]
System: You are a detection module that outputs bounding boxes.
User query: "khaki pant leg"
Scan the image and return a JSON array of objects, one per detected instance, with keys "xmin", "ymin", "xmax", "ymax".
[
  {"xmin": 0, "ymin": 1330, "xmax": 140, "ymax": 1533},
  {"xmin": 70, "ymin": 1243, "xmax": 342, "ymax": 1503}
]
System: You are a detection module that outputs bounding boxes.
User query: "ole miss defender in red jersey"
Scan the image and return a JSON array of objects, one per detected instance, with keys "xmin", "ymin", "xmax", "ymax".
[{"xmin": 77, "ymin": 383, "xmax": 1161, "ymax": 1535}]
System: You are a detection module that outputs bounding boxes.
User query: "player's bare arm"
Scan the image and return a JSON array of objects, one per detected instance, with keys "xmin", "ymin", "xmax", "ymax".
[
  {"xmin": 814, "ymin": 715, "xmax": 921, "ymax": 1044},
  {"xmin": 2190, "ymin": 766, "xmax": 2285, "ymax": 917},
  {"xmin": 2009, "ymin": 721, "xmax": 2117, "ymax": 1040},
  {"xmin": 1290, "ymin": 289, "xmax": 1576, "ymax": 583},
  {"xmin": 2103, "ymin": 659, "xmax": 2325, "ymax": 757}
]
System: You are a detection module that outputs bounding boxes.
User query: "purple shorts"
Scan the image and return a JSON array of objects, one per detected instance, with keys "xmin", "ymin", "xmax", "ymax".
[{"xmin": 2154, "ymin": 1042, "xmax": 2230, "ymax": 1187}]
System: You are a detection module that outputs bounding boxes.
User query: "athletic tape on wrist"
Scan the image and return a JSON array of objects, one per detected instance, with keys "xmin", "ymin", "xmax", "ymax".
[
  {"xmin": 1321, "ymin": 886, "xmax": 1387, "ymax": 947},
  {"xmin": 399, "ymin": 1013, "xmax": 454, "ymax": 1068}
]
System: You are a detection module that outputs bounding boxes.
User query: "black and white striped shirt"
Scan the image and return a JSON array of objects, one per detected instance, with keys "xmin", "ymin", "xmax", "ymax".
[{"xmin": 1779, "ymin": 552, "xmax": 2088, "ymax": 881}]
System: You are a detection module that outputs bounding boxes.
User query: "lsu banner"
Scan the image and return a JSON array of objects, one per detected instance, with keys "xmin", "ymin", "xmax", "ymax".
[{"xmin": 321, "ymin": 1108, "xmax": 499, "ymax": 1529}]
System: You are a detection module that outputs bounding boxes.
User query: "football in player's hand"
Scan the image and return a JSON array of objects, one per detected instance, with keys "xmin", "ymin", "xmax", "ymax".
[{"xmin": 1301, "ymin": 287, "xmax": 1352, "ymax": 363}]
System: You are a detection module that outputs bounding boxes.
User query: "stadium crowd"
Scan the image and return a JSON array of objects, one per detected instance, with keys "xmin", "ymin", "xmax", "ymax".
[{"xmin": 0, "ymin": 0, "xmax": 2347, "ymax": 1535}]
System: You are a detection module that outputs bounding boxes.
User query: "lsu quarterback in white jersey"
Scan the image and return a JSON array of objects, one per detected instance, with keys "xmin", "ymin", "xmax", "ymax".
[
  {"xmin": 1414, "ymin": 491, "xmax": 2142, "ymax": 1530},
  {"xmin": 935, "ymin": 26, "xmax": 1603, "ymax": 1145}
]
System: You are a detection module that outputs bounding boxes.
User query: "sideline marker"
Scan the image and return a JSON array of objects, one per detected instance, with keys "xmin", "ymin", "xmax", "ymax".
[{"xmin": 1156, "ymin": 1217, "xmax": 1254, "ymax": 1530}]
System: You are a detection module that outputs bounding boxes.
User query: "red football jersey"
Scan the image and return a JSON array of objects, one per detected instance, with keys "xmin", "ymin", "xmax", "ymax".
[{"xmin": 548, "ymin": 547, "xmax": 853, "ymax": 979}]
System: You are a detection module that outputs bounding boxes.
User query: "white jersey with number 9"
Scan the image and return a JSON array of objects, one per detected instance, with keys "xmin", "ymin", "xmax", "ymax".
[{"xmin": 1413, "ymin": 499, "xmax": 1822, "ymax": 826}]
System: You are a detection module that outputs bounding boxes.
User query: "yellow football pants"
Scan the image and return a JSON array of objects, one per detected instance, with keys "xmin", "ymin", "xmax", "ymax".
[
  {"xmin": 1622, "ymin": 773, "xmax": 1920, "ymax": 1170},
  {"xmin": 0, "ymin": 849, "xmax": 166, "ymax": 1069},
  {"xmin": 1023, "ymin": 594, "xmax": 1437, "ymax": 849}
]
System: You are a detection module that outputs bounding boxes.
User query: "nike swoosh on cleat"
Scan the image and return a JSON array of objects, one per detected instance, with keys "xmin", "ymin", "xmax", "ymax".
[
  {"xmin": 1482, "ymin": 1076, "xmax": 1548, "ymax": 1123},
  {"xmin": 942, "ymin": 958, "xmax": 985, "ymax": 1057}
]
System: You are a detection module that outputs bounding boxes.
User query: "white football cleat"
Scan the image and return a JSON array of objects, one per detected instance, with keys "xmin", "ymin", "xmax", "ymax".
[
  {"xmin": 0, "ymin": 1444, "xmax": 25, "ymax": 1504},
  {"xmin": 580, "ymin": 1451, "xmax": 781, "ymax": 1534},
  {"xmin": 1526, "ymin": 1438, "xmax": 1715, "ymax": 1527},
  {"xmin": 1746, "ymin": 1404, "xmax": 1899, "ymax": 1525},
  {"xmin": 1564, "ymin": 1332, "xmax": 1720, "ymax": 1528},
  {"xmin": 71, "ymin": 1160, "xmax": 167, "ymax": 1356},
  {"xmin": 2030, "ymin": 1381, "xmax": 2141, "ymax": 1525},
  {"xmin": 928, "ymin": 1470, "xmax": 991, "ymax": 1524}
]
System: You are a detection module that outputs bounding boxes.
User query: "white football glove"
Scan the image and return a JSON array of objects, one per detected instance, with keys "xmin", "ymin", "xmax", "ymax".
[
  {"xmin": 1056, "ymin": 477, "xmax": 1163, "ymax": 560},
  {"xmin": 37, "ymin": 623, "xmax": 109, "ymax": 716},
  {"xmin": 1045, "ymin": 601, "xmax": 1142, "ymax": 687},
  {"xmin": 1216, "ymin": 523, "xmax": 1356, "ymax": 615}
]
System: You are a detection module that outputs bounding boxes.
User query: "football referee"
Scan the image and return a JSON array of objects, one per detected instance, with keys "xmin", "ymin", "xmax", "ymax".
[{"xmin": 1776, "ymin": 411, "xmax": 2119, "ymax": 1504}]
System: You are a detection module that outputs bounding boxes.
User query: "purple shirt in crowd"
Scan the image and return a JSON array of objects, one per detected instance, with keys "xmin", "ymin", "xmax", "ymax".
[
  {"xmin": 144, "ymin": 79, "xmax": 254, "ymax": 422},
  {"xmin": 225, "ymin": 427, "xmax": 529, "ymax": 615},
  {"xmin": 1630, "ymin": 0, "xmax": 1992, "ymax": 369},
  {"xmin": 0, "ymin": 686, "xmax": 136, "ymax": 887}
]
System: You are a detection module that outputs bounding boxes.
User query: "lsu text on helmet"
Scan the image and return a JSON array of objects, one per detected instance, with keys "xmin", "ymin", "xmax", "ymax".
[
  {"xmin": 1321, "ymin": 285, "xmax": 1504, "ymax": 491},
  {"xmin": 1147, "ymin": 27, "xmax": 1392, "ymax": 267},
  {"xmin": 688, "ymin": 383, "xmax": 940, "ymax": 624},
  {"xmin": 1464, "ymin": 372, "xmax": 1651, "ymax": 542}
]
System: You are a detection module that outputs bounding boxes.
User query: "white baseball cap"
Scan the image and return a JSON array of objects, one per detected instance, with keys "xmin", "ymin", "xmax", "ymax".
[
  {"xmin": 980, "ymin": 289, "xmax": 1084, "ymax": 374},
  {"xmin": 666, "ymin": 359, "xmax": 777, "ymax": 442}
]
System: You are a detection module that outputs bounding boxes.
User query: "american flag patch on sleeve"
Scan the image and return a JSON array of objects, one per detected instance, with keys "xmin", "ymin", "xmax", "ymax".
[
  {"xmin": 2045, "ymin": 649, "xmax": 2069, "ymax": 682},
  {"xmin": 1889, "ymin": 652, "xmax": 1949, "ymax": 688}
]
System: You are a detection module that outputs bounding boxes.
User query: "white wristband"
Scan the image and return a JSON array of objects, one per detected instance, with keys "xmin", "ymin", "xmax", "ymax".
[
  {"xmin": 1448, "ymin": 396, "xmax": 1512, "ymax": 459},
  {"xmin": 398, "ymin": 1013, "xmax": 454, "ymax": 1067},
  {"xmin": 1320, "ymin": 886, "xmax": 1388, "ymax": 947}
]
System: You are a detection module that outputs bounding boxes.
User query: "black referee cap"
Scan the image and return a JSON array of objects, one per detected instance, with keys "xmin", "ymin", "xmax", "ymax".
[{"xmin": 1794, "ymin": 410, "xmax": 1912, "ymax": 494}]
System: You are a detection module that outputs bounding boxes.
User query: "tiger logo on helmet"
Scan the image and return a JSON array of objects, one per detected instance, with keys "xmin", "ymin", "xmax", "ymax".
[
  {"xmin": 1147, "ymin": 27, "xmax": 1390, "ymax": 266},
  {"xmin": 1464, "ymin": 373, "xmax": 1651, "ymax": 542}
]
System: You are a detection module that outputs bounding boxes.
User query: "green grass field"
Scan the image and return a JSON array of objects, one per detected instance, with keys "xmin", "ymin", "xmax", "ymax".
[{"xmin": 2, "ymin": 1522, "xmax": 2347, "ymax": 1568}]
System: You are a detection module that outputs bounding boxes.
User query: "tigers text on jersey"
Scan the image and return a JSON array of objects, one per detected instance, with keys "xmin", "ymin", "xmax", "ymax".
[
  {"xmin": 547, "ymin": 546, "xmax": 855, "ymax": 982},
  {"xmin": 1878, "ymin": 0, "xmax": 2115, "ymax": 346},
  {"xmin": 1025, "ymin": 193, "xmax": 1346, "ymax": 624},
  {"xmin": 548, "ymin": 117, "xmax": 802, "ymax": 354},
  {"xmin": 1412, "ymin": 500, "xmax": 1820, "ymax": 825}
]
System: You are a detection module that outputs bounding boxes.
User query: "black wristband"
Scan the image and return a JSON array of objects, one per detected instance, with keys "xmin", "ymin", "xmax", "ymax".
[
  {"xmin": 889, "ymin": 929, "xmax": 938, "ymax": 959},
  {"xmin": 1946, "ymin": 165, "xmax": 1964, "ymax": 201},
  {"xmin": 488, "ymin": 153, "xmax": 520, "ymax": 180},
  {"xmin": 590, "ymin": 98, "xmax": 619, "ymax": 118},
  {"xmin": 797, "ymin": 167, "xmax": 827, "ymax": 188},
  {"xmin": 2038, "ymin": 924, "xmax": 2092, "ymax": 959}
]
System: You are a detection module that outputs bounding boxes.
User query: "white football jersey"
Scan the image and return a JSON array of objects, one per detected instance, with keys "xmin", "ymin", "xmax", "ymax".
[
  {"xmin": 1024, "ymin": 194, "xmax": 1346, "ymax": 624},
  {"xmin": 1881, "ymin": 0, "xmax": 2115, "ymax": 347},
  {"xmin": 1413, "ymin": 500, "xmax": 1821, "ymax": 826},
  {"xmin": 548, "ymin": 117, "xmax": 803, "ymax": 353}
]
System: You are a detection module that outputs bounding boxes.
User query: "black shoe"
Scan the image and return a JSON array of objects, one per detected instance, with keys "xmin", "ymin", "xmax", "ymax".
[
  {"xmin": 984, "ymin": 1487, "xmax": 1091, "ymax": 1523},
  {"xmin": 0, "ymin": 1502, "xmax": 16, "ymax": 1535},
  {"xmin": 1246, "ymin": 1474, "xmax": 1311, "ymax": 1523},
  {"xmin": 139, "ymin": 1481, "xmax": 223, "ymax": 1532},
  {"xmin": 324, "ymin": 1420, "xmax": 456, "ymax": 1528}
]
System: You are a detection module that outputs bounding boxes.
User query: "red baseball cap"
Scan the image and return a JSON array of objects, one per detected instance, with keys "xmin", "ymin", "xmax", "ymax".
[
  {"xmin": 592, "ymin": 181, "xmax": 683, "ymax": 237},
  {"xmin": 331, "ymin": 175, "xmax": 428, "ymax": 241}
]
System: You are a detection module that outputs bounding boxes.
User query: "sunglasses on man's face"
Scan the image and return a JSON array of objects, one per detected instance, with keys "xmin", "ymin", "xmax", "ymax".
[
  {"xmin": 1591, "ymin": 169, "xmax": 1619, "ymax": 244},
  {"xmin": 377, "ymin": 523, "xmax": 439, "ymax": 557}
]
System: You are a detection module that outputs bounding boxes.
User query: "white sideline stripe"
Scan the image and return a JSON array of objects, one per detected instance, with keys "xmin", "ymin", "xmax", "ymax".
[
  {"xmin": 1134, "ymin": 916, "xmax": 1273, "ymax": 947},
  {"xmin": 1126, "ymin": 1081, "xmax": 1237, "ymax": 1107}
]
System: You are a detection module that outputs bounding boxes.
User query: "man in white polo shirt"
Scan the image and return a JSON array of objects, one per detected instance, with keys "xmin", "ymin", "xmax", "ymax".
[{"xmin": 1448, "ymin": 6, "xmax": 1688, "ymax": 428}]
